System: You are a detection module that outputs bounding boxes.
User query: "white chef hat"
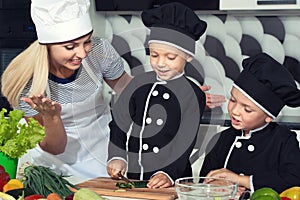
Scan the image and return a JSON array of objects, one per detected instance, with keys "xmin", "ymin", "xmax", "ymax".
[{"xmin": 31, "ymin": 0, "xmax": 93, "ymax": 44}]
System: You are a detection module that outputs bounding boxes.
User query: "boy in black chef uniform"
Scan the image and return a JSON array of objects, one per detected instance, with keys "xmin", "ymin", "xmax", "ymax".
[
  {"xmin": 107, "ymin": 2, "xmax": 207, "ymax": 188},
  {"xmin": 200, "ymin": 53, "xmax": 300, "ymax": 195}
]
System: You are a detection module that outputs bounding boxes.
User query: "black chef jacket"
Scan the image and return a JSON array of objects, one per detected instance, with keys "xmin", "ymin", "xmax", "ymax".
[
  {"xmin": 108, "ymin": 71, "xmax": 206, "ymax": 181},
  {"xmin": 200, "ymin": 123, "xmax": 300, "ymax": 193}
]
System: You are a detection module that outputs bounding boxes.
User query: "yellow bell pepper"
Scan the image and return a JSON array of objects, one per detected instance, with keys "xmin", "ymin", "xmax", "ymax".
[
  {"xmin": 280, "ymin": 187, "xmax": 300, "ymax": 200},
  {"xmin": 2, "ymin": 179, "xmax": 24, "ymax": 193}
]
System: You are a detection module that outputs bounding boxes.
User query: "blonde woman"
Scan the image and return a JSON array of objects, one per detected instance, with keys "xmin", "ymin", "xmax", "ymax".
[{"xmin": 1, "ymin": 0, "xmax": 131, "ymax": 179}]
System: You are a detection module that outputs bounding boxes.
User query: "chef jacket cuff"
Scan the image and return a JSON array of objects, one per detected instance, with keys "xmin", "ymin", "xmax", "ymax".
[
  {"xmin": 151, "ymin": 171, "xmax": 174, "ymax": 185},
  {"xmin": 107, "ymin": 157, "xmax": 128, "ymax": 167},
  {"xmin": 250, "ymin": 175, "xmax": 254, "ymax": 193}
]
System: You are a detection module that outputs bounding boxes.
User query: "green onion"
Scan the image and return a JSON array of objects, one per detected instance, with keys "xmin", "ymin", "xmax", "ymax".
[{"xmin": 22, "ymin": 165, "xmax": 80, "ymax": 198}]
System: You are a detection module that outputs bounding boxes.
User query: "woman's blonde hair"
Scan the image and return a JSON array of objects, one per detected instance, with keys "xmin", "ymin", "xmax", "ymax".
[{"xmin": 1, "ymin": 40, "xmax": 49, "ymax": 107}]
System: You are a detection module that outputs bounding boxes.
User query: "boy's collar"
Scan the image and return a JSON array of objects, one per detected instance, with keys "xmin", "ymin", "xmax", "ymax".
[
  {"xmin": 245, "ymin": 123, "xmax": 269, "ymax": 136},
  {"xmin": 156, "ymin": 72, "xmax": 184, "ymax": 82}
]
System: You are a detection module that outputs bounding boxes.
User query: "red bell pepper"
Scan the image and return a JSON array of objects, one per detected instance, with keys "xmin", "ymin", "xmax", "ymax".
[{"xmin": 0, "ymin": 165, "xmax": 10, "ymax": 192}]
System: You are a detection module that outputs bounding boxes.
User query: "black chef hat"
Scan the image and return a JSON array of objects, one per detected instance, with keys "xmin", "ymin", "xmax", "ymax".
[
  {"xmin": 234, "ymin": 53, "xmax": 300, "ymax": 118},
  {"xmin": 141, "ymin": 2, "xmax": 207, "ymax": 57}
]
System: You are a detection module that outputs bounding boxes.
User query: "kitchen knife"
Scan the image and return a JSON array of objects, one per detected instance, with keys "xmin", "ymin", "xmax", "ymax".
[{"xmin": 118, "ymin": 171, "xmax": 131, "ymax": 184}]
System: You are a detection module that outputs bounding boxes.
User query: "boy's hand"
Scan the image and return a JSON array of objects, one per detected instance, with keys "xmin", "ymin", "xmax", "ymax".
[
  {"xmin": 204, "ymin": 168, "xmax": 250, "ymax": 189},
  {"xmin": 106, "ymin": 159, "xmax": 127, "ymax": 179},
  {"xmin": 147, "ymin": 173, "xmax": 173, "ymax": 189},
  {"xmin": 200, "ymin": 85, "xmax": 226, "ymax": 109}
]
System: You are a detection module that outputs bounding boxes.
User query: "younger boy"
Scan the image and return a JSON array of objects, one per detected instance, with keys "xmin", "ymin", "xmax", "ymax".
[
  {"xmin": 107, "ymin": 2, "xmax": 207, "ymax": 188},
  {"xmin": 200, "ymin": 53, "xmax": 300, "ymax": 194}
]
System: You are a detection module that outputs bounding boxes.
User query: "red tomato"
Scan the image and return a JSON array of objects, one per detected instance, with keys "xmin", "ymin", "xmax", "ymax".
[{"xmin": 24, "ymin": 194, "xmax": 44, "ymax": 200}]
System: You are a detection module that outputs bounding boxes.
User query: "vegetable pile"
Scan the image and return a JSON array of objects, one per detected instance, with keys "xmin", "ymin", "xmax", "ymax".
[
  {"xmin": 0, "ymin": 109, "xmax": 45, "ymax": 159},
  {"xmin": 0, "ymin": 162, "xmax": 107, "ymax": 200},
  {"xmin": 0, "ymin": 164, "xmax": 27, "ymax": 199}
]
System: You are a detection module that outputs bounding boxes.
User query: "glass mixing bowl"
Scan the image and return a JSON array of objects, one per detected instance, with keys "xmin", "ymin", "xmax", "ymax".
[{"xmin": 175, "ymin": 177, "xmax": 238, "ymax": 200}]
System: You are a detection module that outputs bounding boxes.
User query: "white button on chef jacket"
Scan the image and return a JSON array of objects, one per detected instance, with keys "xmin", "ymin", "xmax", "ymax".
[
  {"xmin": 153, "ymin": 147, "xmax": 159, "ymax": 153},
  {"xmin": 235, "ymin": 141, "xmax": 242, "ymax": 148},
  {"xmin": 248, "ymin": 144, "xmax": 255, "ymax": 152},
  {"xmin": 143, "ymin": 143, "xmax": 149, "ymax": 151}
]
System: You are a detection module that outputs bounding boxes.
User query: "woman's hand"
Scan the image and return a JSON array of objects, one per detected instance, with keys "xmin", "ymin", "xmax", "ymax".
[
  {"xmin": 200, "ymin": 85, "xmax": 226, "ymax": 109},
  {"xmin": 147, "ymin": 173, "xmax": 173, "ymax": 189},
  {"xmin": 107, "ymin": 159, "xmax": 127, "ymax": 179},
  {"xmin": 21, "ymin": 94, "xmax": 66, "ymax": 155},
  {"xmin": 21, "ymin": 94, "xmax": 61, "ymax": 117}
]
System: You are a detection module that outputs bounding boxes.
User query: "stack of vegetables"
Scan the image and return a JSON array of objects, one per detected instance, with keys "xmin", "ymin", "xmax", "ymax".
[
  {"xmin": 0, "ymin": 108, "xmax": 106, "ymax": 199},
  {"xmin": 0, "ymin": 164, "xmax": 25, "ymax": 199},
  {"xmin": 21, "ymin": 164, "xmax": 80, "ymax": 199},
  {"xmin": 0, "ymin": 163, "xmax": 106, "ymax": 200}
]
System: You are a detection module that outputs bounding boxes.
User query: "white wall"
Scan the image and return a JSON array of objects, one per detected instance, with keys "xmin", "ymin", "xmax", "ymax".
[{"xmin": 90, "ymin": 0, "xmax": 107, "ymax": 38}]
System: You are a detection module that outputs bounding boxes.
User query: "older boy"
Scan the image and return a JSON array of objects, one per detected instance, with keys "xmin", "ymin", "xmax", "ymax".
[{"xmin": 107, "ymin": 2, "xmax": 207, "ymax": 188}]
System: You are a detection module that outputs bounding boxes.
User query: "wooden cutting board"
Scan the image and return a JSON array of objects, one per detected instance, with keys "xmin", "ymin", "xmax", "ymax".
[{"xmin": 75, "ymin": 177, "xmax": 178, "ymax": 200}]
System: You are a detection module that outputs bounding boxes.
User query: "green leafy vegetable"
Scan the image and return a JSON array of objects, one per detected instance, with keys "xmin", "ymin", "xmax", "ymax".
[{"xmin": 0, "ymin": 108, "xmax": 45, "ymax": 159}]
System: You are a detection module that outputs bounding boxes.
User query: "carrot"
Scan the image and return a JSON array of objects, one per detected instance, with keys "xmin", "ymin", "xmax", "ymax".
[{"xmin": 47, "ymin": 193, "xmax": 62, "ymax": 200}]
